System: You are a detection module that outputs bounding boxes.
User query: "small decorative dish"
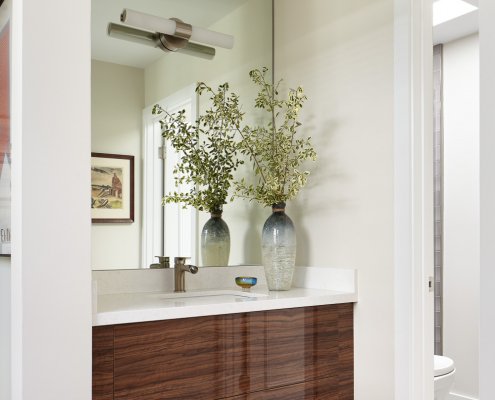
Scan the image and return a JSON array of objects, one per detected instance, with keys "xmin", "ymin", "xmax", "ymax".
[{"xmin": 235, "ymin": 276, "xmax": 258, "ymax": 291}]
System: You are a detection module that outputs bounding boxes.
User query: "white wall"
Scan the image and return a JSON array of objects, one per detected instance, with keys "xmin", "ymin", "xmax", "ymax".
[
  {"xmin": 274, "ymin": 1, "xmax": 395, "ymax": 399},
  {"xmin": 479, "ymin": 1, "xmax": 495, "ymax": 398},
  {"xmin": 442, "ymin": 34, "xmax": 479, "ymax": 400},
  {"xmin": 10, "ymin": 0, "xmax": 92, "ymax": 398},
  {"xmin": 0, "ymin": 260, "xmax": 10, "ymax": 400},
  {"xmin": 91, "ymin": 60, "xmax": 144, "ymax": 269}
]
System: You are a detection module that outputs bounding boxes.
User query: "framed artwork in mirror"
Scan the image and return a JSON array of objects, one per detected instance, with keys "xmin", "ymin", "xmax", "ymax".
[
  {"xmin": 91, "ymin": 153, "xmax": 134, "ymax": 223},
  {"xmin": 0, "ymin": 1, "xmax": 11, "ymax": 256}
]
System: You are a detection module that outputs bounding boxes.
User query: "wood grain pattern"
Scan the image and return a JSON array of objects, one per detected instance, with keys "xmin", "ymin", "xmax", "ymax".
[
  {"xmin": 92, "ymin": 325, "xmax": 114, "ymax": 400},
  {"xmin": 338, "ymin": 303, "xmax": 354, "ymax": 400},
  {"xmin": 93, "ymin": 304, "xmax": 354, "ymax": 400}
]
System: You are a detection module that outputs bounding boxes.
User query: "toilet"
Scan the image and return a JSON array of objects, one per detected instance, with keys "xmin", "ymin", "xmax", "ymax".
[{"xmin": 434, "ymin": 355, "xmax": 455, "ymax": 400}]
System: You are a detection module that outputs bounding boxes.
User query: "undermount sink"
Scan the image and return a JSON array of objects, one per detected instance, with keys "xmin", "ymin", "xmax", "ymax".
[
  {"xmin": 148, "ymin": 289, "xmax": 268, "ymax": 300},
  {"xmin": 93, "ymin": 266, "xmax": 271, "ymax": 318}
]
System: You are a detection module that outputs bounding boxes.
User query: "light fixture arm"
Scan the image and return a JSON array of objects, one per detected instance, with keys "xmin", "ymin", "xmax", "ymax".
[
  {"xmin": 157, "ymin": 18, "xmax": 190, "ymax": 52},
  {"xmin": 172, "ymin": 18, "xmax": 192, "ymax": 40}
]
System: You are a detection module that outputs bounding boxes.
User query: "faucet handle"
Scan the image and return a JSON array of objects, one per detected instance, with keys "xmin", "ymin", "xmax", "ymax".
[
  {"xmin": 155, "ymin": 256, "xmax": 170, "ymax": 267},
  {"xmin": 174, "ymin": 256, "xmax": 190, "ymax": 265},
  {"xmin": 150, "ymin": 256, "xmax": 170, "ymax": 269}
]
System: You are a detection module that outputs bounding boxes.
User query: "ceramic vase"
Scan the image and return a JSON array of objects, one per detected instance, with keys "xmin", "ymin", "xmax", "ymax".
[
  {"xmin": 261, "ymin": 202, "xmax": 296, "ymax": 290},
  {"xmin": 201, "ymin": 209, "xmax": 230, "ymax": 266}
]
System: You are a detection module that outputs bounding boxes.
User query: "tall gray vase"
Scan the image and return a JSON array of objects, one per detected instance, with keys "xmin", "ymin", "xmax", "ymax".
[
  {"xmin": 261, "ymin": 202, "xmax": 296, "ymax": 290},
  {"xmin": 201, "ymin": 210, "xmax": 230, "ymax": 266}
]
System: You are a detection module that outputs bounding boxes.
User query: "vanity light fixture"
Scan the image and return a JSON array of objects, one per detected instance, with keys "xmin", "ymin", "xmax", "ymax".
[{"xmin": 107, "ymin": 8, "xmax": 234, "ymax": 60}]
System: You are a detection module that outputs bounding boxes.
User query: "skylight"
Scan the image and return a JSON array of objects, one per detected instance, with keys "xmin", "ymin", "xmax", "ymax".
[{"xmin": 433, "ymin": 0, "xmax": 478, "ymax": 26}]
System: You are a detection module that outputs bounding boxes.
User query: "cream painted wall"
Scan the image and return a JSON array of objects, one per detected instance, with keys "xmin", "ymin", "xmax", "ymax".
[
  {"xmin": 91, "ymin": 60, "xmax": 144, "ymax": 269},
  {"xmin": 0, "ymin": 260, "xmax": 10, "ymax": 400},
  {"xmin": 144, "ymin": 0, "xmax": 272, "ymax": 266},
  {"xmin": 10, "ymin": 0, "xmax": 92, "ymax": 397},
  {"xmin": 274, "ymin": 1, "xmax": 395, "ymax": 399},
  {"xmin": 479, "ymin": 1, "xmax": 495, "ymax": 398},
  {"xmin": 443, "ymin": 34, "xmax": 480, "ymax": 400}
]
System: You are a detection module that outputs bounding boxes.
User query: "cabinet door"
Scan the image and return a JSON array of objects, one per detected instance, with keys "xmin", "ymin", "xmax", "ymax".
[
  {"xmin": 110, "ymin": 304, "xmax": 353, "ymax": 400},
  {"xmin": 227, "ymin": 304, "xmax": 353, "ymax": 397},
  {"xmin": 113, "ymin": 315, "xmax": 232, "ymax": 400},
  {"xmin": 336, "ymin": 302, "xmax": 354, "ymax": 400},
  {"xmin": 263, "ymin": 305, "xmax": 339, "ymax": 389},
  {"xmin": 92, "ymin": 326, "xmax": 114, "ymax": 400}
]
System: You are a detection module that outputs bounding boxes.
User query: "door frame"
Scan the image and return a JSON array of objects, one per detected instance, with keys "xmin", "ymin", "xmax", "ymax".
[
  {"xmin": 400, "ymin": 2, "xmax": 495, "ymax": 399},
  {"xmin": 394, "ymin": 0, "xmax": 435, "ymax": 398}
]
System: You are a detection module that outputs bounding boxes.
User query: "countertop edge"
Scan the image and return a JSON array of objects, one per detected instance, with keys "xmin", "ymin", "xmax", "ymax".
[{"xmin": 93, "ymin": 289, "xmax": 357, "ymax": 326}]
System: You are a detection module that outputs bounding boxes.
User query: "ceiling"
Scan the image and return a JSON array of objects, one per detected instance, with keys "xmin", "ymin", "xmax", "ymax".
[
  {"xmin": 433, "ymin": 0, "xmax": 479, "ymax": 45},
  {"xmin": 91, "ymin": 0, "xmax": 247, "ymax": 68}
]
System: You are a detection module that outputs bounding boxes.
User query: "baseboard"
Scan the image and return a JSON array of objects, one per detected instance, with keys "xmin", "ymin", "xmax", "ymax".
[{"xmin": 449, "ymin": 392, "xmax": 478, "ymax": 400}]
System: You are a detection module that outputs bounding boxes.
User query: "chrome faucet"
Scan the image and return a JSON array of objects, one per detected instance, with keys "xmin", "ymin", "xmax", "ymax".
[{"xmin": 174, "ymin": 257, "xmax": 198, "ymax": 292}]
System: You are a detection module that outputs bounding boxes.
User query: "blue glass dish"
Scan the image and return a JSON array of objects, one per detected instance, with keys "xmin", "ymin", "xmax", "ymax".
[{"xmin": 235, "ymin": 276, "xmax": 257, "ymax": 291}]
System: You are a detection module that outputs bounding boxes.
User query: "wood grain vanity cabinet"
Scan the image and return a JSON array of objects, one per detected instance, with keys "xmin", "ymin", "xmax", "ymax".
[{"xmin": 92, "ymin": 303, "xmax": 353, "ymax": 400}]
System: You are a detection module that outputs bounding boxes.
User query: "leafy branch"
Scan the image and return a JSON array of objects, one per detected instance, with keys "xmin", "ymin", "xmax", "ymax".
[
  {"xmin": 152, "ymin": 82, "xmax": 244, "ymax": 213},
  {"xmin": 152, "ymin": 68, "xmax": 316, "ymax": 212},
  {"xmin": 234, "ymin": 68, "xmax": 317, "ymax": 207}
]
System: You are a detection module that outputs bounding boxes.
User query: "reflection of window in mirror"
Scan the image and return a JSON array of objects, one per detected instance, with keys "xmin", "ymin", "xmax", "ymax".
[
  {"xmin": 91, "ymin": 0, "xmax": 273, "ymax": 270},
  {"xmin": 142, "ymin": 85, "xmax": 198, "ymax": 268}
]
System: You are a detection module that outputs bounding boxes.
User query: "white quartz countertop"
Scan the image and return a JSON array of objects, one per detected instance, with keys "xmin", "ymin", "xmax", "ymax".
[
  {"xmin": 94, "ymin": 287, "xmax": 357, "ymax": 326},
  {"xmin": 92, "ymin": 266, "xmax": 358, "ymax": 326}
]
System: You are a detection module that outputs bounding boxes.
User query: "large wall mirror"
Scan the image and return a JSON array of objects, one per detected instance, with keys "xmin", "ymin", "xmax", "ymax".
[{"xmin": 91, "ymin": 0, "xmax": 273, "ymax": 270}]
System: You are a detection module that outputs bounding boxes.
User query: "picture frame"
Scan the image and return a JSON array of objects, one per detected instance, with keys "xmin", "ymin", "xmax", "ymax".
[{"xmin": 91, "ymin": 152, "xmax": 134, "ymax": 223}]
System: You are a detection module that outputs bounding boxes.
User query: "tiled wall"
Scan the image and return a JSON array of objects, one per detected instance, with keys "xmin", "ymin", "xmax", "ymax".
[{"xmin": 433, "ymin": 44, "xmax": 443, "ymax": 355}]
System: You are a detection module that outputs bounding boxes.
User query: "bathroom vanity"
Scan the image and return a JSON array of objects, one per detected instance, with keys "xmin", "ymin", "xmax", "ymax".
[{"xmin": 92, "ymin": 267, "xmax": 357, "ymax": 400}]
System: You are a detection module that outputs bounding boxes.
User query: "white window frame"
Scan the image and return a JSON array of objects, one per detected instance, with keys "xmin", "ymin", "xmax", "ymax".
[{"xmin": 142, "ymin": 85, "xmax": 198, "ymax": 268}]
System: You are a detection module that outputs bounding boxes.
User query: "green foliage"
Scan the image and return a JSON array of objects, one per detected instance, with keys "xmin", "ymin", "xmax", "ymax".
[
  {"xmin": 152, "ymin": 68, "xmax": 317, "ymax": 212},
  {"xmin": 234, "ymin": 68, "xmax": 317, "ymax": 207},
  {"xmin": 152, "ymin": 82, "xmax": 243, "ymax": 213}
]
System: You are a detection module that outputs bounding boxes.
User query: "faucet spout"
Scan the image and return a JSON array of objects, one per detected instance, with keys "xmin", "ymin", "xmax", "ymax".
[
  {"xmin": 174, "ymin": 257, "xmax": 198, "ymax": 292},
  {"xmin": 185, "ymin": 265, "xmax": 199, "ymax": 274}
]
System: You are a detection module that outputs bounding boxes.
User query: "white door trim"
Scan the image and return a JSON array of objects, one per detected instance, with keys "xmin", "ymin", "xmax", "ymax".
[{"xmin": 394, "ymin": 0, "xmax": 434, "ymax": 398}]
